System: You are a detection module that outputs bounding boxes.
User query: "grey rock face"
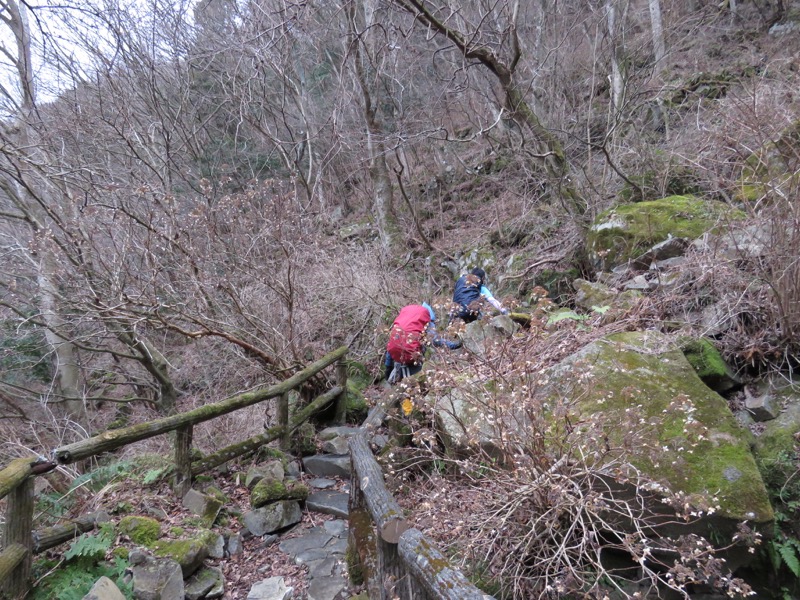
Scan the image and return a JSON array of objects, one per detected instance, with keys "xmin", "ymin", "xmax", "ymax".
[
  {"xmin": 306, "ymin": 490, "xmax": 349, "ymax": 518},
  {"xmin": 131, "ymin": 557, "xmax": 184, "ymax": 600},
  {"xmin": 303, "ymin": 455, "xmax": 351, "ymax": 477},
  {"xmin": 82, "ymin": 576, "xmax": 126, "ymax": 600},
  {"xmin": 246, "ymin": 576, "xmax": 293, "ymax": 600},
  {"xmin": 185, "ymin": 566, "xmax": 224, "ymax": 600},
  {"xmin": 242, "ymin": 501, "xmax": 302, "ymax": 536}
]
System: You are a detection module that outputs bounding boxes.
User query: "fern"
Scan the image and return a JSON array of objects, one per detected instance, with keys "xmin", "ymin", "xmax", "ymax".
[
  {"xmin": 778, "ymin": 540, "xmax": 800, "ymax": 578},
  {"xmin": 141, "ymin": 465, "xmax": 170, "ymax": 485},
  {"xmin": 62, "ymin": 522, "xmax": 115, "ymax": 566},
  {"xmin": 69, "ymin": 460, "xmax": 132, "ymax": 493},
  {"xmin": 31, "ymin": 555, "xmax": 131, "ymax": 600}
]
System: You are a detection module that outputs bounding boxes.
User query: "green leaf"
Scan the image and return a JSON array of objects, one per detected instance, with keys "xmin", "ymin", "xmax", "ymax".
[
  {"xmin": 591, "ymin": 305, "xmax": 611, "ymax": 314},
  {"xmin": 779, "ymin": 542, "xmax": 800, "ymax": 577},
  {"xmin": 546, "ymin": 310, "xmax": 588, "ymax": 325},
  {"xmin": 141, "ymin": 466, "xmax": 168, "ymax": 485}
]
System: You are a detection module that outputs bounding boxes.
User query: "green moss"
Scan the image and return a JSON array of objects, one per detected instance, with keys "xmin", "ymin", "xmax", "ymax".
[
  {"xmin": 588, "ymin": 195, "xmax": 745, "ymax": 270},
  {"xmin": 736, "ymin": 121, "xmax": 800, "ymax": 204},
  {"xmin": 345, "ymin": 385, "xmax": 369, "ymax": 424},
  {"xmin": 251, "ymin": 478, "xmax": 309, "ymax": 507},
  {"xmin": 254, "ymin": 447, "xmax": 289, "ymax": 465},
  {"xmin": 170, "ymin": 527, "xmax": 185, "ymax": 537},
  {"xmin": 681, "ymin": 337, "xmax": 734, "ymax": 391},
  {"xmin": 111, "ymin": 546, "xmax": 129, "ymax": 560},
  {"xmin": 550, "ymin": 331, "xmax": 772, "ymax": 523},
  {"xmin": 345, "ymin": 546, "xmax": 364, "ymax": 586},
  {"xmin": 118, "ymin": 515, "xmax": 161, "ymax": 546},
  {"xmin": 291, "ymin": 422, "xmax": 317, "ymax": 456},
  {"xmin": 152, "ymin": 537, "xmax": 203, "ymax": 564}
]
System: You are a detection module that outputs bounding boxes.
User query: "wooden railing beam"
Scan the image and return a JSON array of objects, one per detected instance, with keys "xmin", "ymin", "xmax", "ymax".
[{"xmin": 54, "ymin": 346, "xmax": 348, "ymax": 464}]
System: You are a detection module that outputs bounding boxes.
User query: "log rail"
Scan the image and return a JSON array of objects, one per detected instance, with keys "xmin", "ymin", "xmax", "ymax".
[
  {"xmin": 0, "ymin": 346, "xmax": 349, "ymax": 598},
  {"xmin": 348, "ymin": 399, "xmax": 496, "ymax": 600}
]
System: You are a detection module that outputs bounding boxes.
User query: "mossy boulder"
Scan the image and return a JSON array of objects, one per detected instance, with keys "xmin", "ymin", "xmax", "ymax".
[
  {"xmin": 251, "ymin": 477, "xmax": 310, "ymax": 508},
  {"xmin": 152, "ymin": 529, "xmax": 217, "ymax": 577},
  {"xmin": 587, "ymin": 195, "xmax": 745, "ymax": 271},
  {"xmin": 573, "ymin": 279, "xmax": 642, "ymax": 323},
  {"xmin": 751, "ymin": 379, "xmax": 800, "ymax": 491},
  {"xmin": 291, "ymin": 421, "xmax": 317, "ymax": 456},
  {"xmin": 681, "ymin": 337, "xmax": 741, "ymax": 393},
  {"xmin": 736, "ymin": 120, "xmax": 800, "ymax": 204},
  {"xmin": 538, "ymin": 331, "xmax": 772, "ymax": 545},
  {"xmin": 118, "ymin": 515, "xmax": 161, "ymax": 546}
]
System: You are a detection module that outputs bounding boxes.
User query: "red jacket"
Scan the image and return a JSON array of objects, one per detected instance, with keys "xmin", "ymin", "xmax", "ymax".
[{"xmin": 386, "ymin": 305, "xmax": 432, "ymax": 364}]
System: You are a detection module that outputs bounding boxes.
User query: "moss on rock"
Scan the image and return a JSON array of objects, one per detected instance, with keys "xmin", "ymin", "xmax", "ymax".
[
  {"xmin": 681, "ymin": 337, "xmax": 740, "ymax": 392},
  {"xmin": 118, "ymin": 515, "xmax": 161, "ymax": 546},
  {"xmin": 587, "ymin": 195, "xmax": 745, "ymax": 271},
  {"xmin": 737, "ymin": 120, "xmax": 800, "ymax": 204},
  {"xmin": 542, "ymin": 331, "xmax": 772, "ymax": 527},
  {"xmin": 250, "ymin": 478, "xmax": 310, "ymax": 508}
]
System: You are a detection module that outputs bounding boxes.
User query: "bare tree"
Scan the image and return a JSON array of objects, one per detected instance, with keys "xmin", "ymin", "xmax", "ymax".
[{"xmin": 389, "ymin": 0, "xmax": 587, "ymax": 216}]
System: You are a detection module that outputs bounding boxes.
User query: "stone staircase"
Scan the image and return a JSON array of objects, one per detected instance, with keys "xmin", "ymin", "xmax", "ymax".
[{"xmin": 83, "ymin": 426, "xmax": 366, "ymax": 600}]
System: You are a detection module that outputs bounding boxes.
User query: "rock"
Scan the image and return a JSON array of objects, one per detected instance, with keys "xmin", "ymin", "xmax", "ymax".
[
  {"xmin": 242, "ymin": 501, "xmax": 303, "ymax": 536},
  {"xmin": 279, "ymin": 528, "xmax": 333, "ymax": 556},
  {"xmin": 307, "ymin": 572, "xmax": 346, "ymax": 600},
  {"xmin": 286, "ymin": 460, "xmax": 302, "ymax": 478},
  {"xmin": 433, "ymin": 386, "xmax": 499, "ymax": 458},
  {"xmin": 752, "ymin": 385, "xmax": 800, "ymax": 495},
  {"xmin": 247, "ymin": 576, "xmax": 293, "ymax": 600},
  {"xmin": 536, "ymin": 330, "xmax": 773, "ymax": 563},
  {"xmin": 185, "ymin": 566, "xmax": 224, "ymax": 600},
  {"xmin": 131, "ymin": 557, "xmax": 184, "ymax": 600},
  {"xmin": 623, "ymin": 274, "xmax": 658, "ymax": 291},
  {"xmin": 182, "ymin": 489, "xmax": 223, "ymax": 528},
  {"xmin": 118, "ymin": 516, "xmax": 161, "ymax": 546},
  {"xmin": 587, "ymin": 195, "xmax": 744, "ymax": 271},
  {"xmin": 226, "ymin": 532, "xmax": 243, "ymax": 557},
  {"xmin": 572, "ymin": 279, "xmax": 642, "ymax": 323},
  {"xmin": 324, "ymin": 519, "xmax": 347, "ymax": 537},
  {"xmin": 461, "ymin": 315, "xmax": 518, "ymax": 355},
  {"xmin": 630, "ymin": 236, "xmax": 690, "ymax": 270},
  {"xmin": 251, "ymin": 478, "xmax": 309, "ymax": 507},
  {"xmin": 83, "ymin": 576, "xmax": 126, "ymax": 600},
  {"xmin": 303, "ymin": 455, "xmax": 351, "ymax": 477},
  {"xmin": 744, "ymin": 386, "xmax": 780, "ymax": 422},
  {"xmin": 681, "ymin": 337, "xmax": 742, "ymax": 393},
  {"xmin": 206, "ymin": 532, "xmax": 225, "ymax": 559},
  {"xmin": 573, "ymin": 279, "xmax": 618, "ymax": 310},
  {"xmin": 309, "ymin": 478, "xmax": 337, "ymax": 489},
  {"xmin": 246, "ymin": 461, "xmax": 285, "ymax": 489},
  {"xmin": 151, "ymin": 530, "xmax": 217, "ymax": 577},
  {"xmin": 306, "ymin": 490, "xmax": 349, "ymax": 518}
]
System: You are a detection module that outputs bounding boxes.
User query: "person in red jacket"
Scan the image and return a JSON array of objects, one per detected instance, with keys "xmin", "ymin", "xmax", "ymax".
[{"xmin": 385, "ymin": 302, "xmax": 461, "ymax": 384}]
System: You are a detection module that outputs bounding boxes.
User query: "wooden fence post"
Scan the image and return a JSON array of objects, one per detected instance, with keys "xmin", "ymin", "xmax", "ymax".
[
  {"xmin": 1, "ymin": 476, "xmax": 33, "ymax": 597},
  {"xmin": 278, "ymin": 392, "xmax": 290, "ymax": 451},
  {"xmin": 174, "ymin": 424, "xmax": 193, "ymax": 497},
  {"xmin": 333, "ymin": 359, "xmax": 348, "ymax": 425}
]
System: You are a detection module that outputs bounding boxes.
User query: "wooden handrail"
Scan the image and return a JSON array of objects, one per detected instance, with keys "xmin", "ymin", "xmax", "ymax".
[
  {"xmin": 349, "ymin": 432, "xmax": 409, "ymax": 543},
  {"xmin": 348, "ymin": 401, "xmax": 496, "ymax": 600},
  {"xmin": 53, "ymin": 345, "xmax": 348, "ymax": 464},
  {"xmin": 1, "ymin": 347, "xmax": 348, "ymax": 596},
  {"xmin": 0, "ymin": 457, "xmax": 35, "ymax": 501}
]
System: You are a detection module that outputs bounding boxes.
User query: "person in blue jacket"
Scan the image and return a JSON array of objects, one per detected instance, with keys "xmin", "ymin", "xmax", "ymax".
[{"xmin": 450, "ymin": 267, "xmax": 508, "ymax": 324}]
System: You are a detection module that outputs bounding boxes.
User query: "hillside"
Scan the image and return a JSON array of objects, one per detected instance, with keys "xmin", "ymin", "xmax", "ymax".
[{"xmin": 1, "ymin": 0, "xmax": 800, "ymax": 598}]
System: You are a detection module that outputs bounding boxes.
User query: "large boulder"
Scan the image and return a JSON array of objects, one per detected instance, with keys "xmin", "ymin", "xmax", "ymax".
[
  {"xmin": 538, "ymin": 331, "xmax": 773, "ymax": 548},
  {"xmin": 587, "ymin": 195, "xmax": 744, "ymax": 271}
]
